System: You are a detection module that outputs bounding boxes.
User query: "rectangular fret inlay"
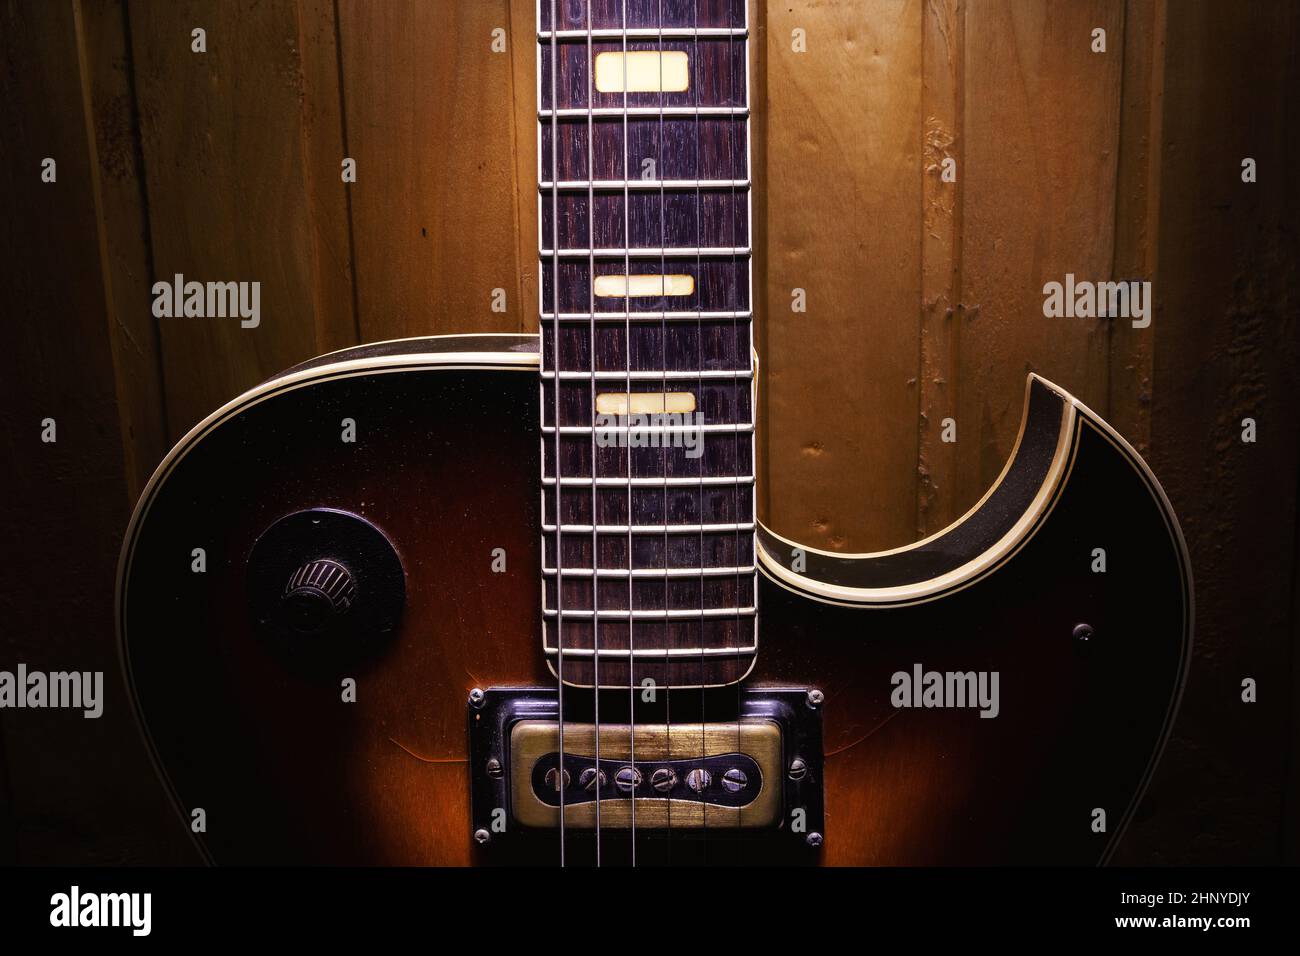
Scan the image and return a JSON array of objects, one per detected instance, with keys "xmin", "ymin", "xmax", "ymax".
[
  {"xmin": 594, "ymin": 51, "xmax": 690, "ymax": 92},
  {"xmin": 593, "ymin": 274, "xmax": 695, "ymax": 298},
  {"xmin": 595, "ymin": 391, "xmax": 697, "ymax": 415},
  {"xmin": 538, "ymin": 0, "xmax": 755, "ymax": 688}
]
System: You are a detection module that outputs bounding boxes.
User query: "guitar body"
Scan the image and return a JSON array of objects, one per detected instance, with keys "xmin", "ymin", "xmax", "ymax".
[{"xmin": 118, "ymin": 334, "xmax": 1191, "ymax": 866}]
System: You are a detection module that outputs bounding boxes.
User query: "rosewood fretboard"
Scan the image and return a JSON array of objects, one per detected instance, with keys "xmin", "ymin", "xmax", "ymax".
[{"xmin": 538, "ymin": 0, "xmax": 754, "ymax": 688}]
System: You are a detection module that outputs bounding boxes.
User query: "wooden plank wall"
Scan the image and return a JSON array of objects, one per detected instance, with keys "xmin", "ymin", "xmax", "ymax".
[{"xmin": 1, "ymin": 0, "xmax": 1296, "ymax": 863}]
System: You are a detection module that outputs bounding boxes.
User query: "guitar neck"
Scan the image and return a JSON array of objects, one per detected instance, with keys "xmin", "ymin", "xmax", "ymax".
[{"xmin": 537, "ymin": 0, "xmax": 756, "ymax": 689}]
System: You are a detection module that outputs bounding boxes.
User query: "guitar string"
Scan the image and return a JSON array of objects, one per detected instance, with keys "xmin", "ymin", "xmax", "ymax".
[
  {"xmin": 654, "ymin": 0, "xmax": 672, "ymax": 860},
  {"xmin": 546, "ymin": 0, "xmax": 566, "ymax": 869},
  {"xmin": 620, "ymin": 0, "xmax": 636, "ymax": 866},
  {"xmin": 692, "ymin": 0, "xmax": 708, "ymax": 861},
  {"xmin": 730, "ymin": 0, "xmax": 745, "ymax": 855},
  {"xmin": 584, "ymin": 0, "xmax": 602, "ymax": 866}
]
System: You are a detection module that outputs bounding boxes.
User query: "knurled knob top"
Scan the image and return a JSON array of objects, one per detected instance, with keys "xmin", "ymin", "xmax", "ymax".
[{"xmin": 282, "ymin": 559, "xmax": 356, "ymax": 633}]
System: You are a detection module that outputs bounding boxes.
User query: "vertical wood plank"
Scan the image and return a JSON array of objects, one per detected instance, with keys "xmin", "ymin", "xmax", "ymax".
[
  {"xmin": 79, "ymin": 0, "xmax": 169, "ymax": 499},
  {"xmin": 1113, "ymin": 0, "xmax": 1300, "ymax": 864},
  {"xmin": 762, "ymin": 0, "xmax": 925, "ymax": 553},
  {"xmin": 509, "ymin": 0, "xmax": 540, "ymax": 334},
  {"xmin": 338, "ymin": 0, "xmax": 527, "ymax": 340},
  {"xmin": 129, "ymin": 0, "xmax": 347, "ymax": 435},
  {"xmin": 1106, "ymin": 0, "xmax": 1165, "ymax": 457},
  {"xmin": 955, "ymin": 0, "xmax": 1123, "ymax": 509},
  {"xmin": 0, "ymin": 0, "xmax": 190, "ymax": 864},
  {"xmin": 295, "ymin": 0, "xmax": 361, "ymax": 356},
  {"xmin": 917, "ymin": 0, "xmax": 965, "ymax": 535}
]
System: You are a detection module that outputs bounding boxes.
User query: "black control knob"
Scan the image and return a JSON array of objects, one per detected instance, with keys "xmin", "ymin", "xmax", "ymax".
[
  {"xmin": 281, "ymin": 559, "xmax": 356, "ymax": 634},
  {"xmin": 248, "ymin": 509, "xmax": 405, "ymax": 674}
]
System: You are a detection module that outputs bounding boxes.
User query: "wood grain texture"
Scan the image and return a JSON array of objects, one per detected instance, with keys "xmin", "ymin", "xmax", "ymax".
[
  {"xmin": 918, "ymin": 0, "xmax": 964, "ymax": 534},
  {"xmin": 510, "ymin": 0, "xmax": 541, "ymax": 331},
  {"xmin": 79, "ymin": 0, "xmax": 170, "ymax": 502},
  {"xmin": 0, "ymin": 0, "xmax": 189, "ymax": 865},
  {"xmin": 338, "ymin": 0, "xmax": 525, "ymax": 340},
  {"xmin": 955, "ymin": 0, "xmax": 1123, "ymax": 516},
  {"xmin": 1106, "ymin": 0, "xmax": 1163, "ymax": 456},
  {"xmin": 761, "ymin": 0, "xmax": 924, "ymax": 553},
  {"xmin": 294, "ymin": 0, "xmax": 360, "ymax": 356},
  {"xmin": 128, "ymin": 0, "xmax": 340, "ymax": 435},
  {"xmin": 1113, "ymin": 0, "xmax": 1300, "ymax": 865}
]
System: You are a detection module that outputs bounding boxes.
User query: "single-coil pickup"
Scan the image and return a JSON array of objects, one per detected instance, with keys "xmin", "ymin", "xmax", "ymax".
[{"xmin": 531, "ymin": 752, "xmax": 762, "ymax": 808}]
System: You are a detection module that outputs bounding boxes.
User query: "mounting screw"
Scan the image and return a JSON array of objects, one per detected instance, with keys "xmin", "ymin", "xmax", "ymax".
[
  {"xmin": 468, "ymin": 687, "xmax": 486, "ymax": 709},
  {"xmin": 788, "ymin": 757, "xmax": 807, "ymax": 781},
  {"xmin": 1072, "ymin": 623, "xmax": 1095, "ymax": 643},
  {"xmin": 806, "ymin": 689, "xmax": 825, "ymax": 708},
  {"xmin": 473, "ymin": 828, "xmax": 491, "ymax": 845},
  {"xmin": 806, "ymin": 832, "xmax": 823, "ymax": 847},
  {"xmin": 485, "ymin": 757, "xmax": 502, "ymax": 778}
]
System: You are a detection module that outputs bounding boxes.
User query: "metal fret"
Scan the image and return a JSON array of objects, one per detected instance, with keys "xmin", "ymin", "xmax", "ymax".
[
  {"xmin": 538, "ymin": 28, "xmax": 748, "ymax": 40},
  {"xmin": 540, "ymin": 106, "xmax": 748, "ymax": 118},
  {"xmin": 541, "ymin": 370, "xmax": 752, "ymax": 380},
  {"xmin": 542, "ymin": 246, "xmax": 751, "ymax": 257},
  {"xmin": 541, "ymin": 645, "xmax": 758, "ymax": 659},
  {"xmin": 543, "ymin": 565, "xmax": 755, "ymax": 578},
  {"xmin": 542, "ymin": 476, "xmax": 754, "ymax": 486},
  {"xmin": 540, "ymin": 179, "xmax": 750, "ymax": 190},
  {"xmin": 543, "ymin": 423, "xmax": 753, "ymax": 434},
  {"xmin": 543, "ymin": 310, "xmax": 752, "ymax": 321},
  {"xmin": 543, "ymin": 526, "xmax": 754, "ymax": 539},
  {"xmin": 545, "ymin": 607, "xmax": 756, "ymax": 620}
]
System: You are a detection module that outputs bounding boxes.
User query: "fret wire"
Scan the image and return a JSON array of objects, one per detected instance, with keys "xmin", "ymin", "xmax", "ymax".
[
  {"xmin": 540, "ymin": 106, "xmax": 747, "ymax": 117},
  {"xmin": 543, "ymin": 608, "xmax": 757, "ymax": 619},
  {"xmin": 542, "ymin": 247, "xmax": 751, "ymax": 257},
  {"xmin": 542, "ymin": 566, "xmax": 756, "ymax": 577},
  {"xmin": 538, "ymin": 28, "xmax": 748, "ymax": 39},
  {"xmin": 539, "ymin": 179, "xmax": 749, "ymax": 189},
  {"xmin": 542, "ymin": 476, "xmax": 754, "ymax": 486},
  {"xmin": 541, "ymin": 562, "xmax": 757, "ymax": 579},
  {"xmin": 543, "ymin": 522, "xmax": 755, "ymax": 533},
  {"xmin": 540, "ymin": 645, "xmax": 758, "ymax": 659},
  {"xmin": 542, "ymin": 471, "xmax": 755, "ymax": 483},
  {"xmin": 543, "ymin": 310, "xmax": 752, "ymax": 320},
  {"xmin": 542, "ymin": 423, "xmax": 753, "ymax": 433},
  {"xmin": 541, "ymin": 369, "xmax": 751, "ymax": 379}
]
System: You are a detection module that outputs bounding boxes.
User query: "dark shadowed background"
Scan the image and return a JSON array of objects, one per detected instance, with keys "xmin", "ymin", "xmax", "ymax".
[{"xmin": 0, "ymin": 0, "xmax": 1296, "ymax": 864}]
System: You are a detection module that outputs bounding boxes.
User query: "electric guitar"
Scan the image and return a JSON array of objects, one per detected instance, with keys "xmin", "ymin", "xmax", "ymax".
[{"xmin": 117, "ymin": 0, "xmax": 1191, "ymax": 866}]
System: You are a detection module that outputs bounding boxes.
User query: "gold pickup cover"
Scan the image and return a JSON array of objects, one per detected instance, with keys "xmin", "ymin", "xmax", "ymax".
[{"xmin": 509, "ymin": 720, "xmax": 782, "ymax": 829}]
